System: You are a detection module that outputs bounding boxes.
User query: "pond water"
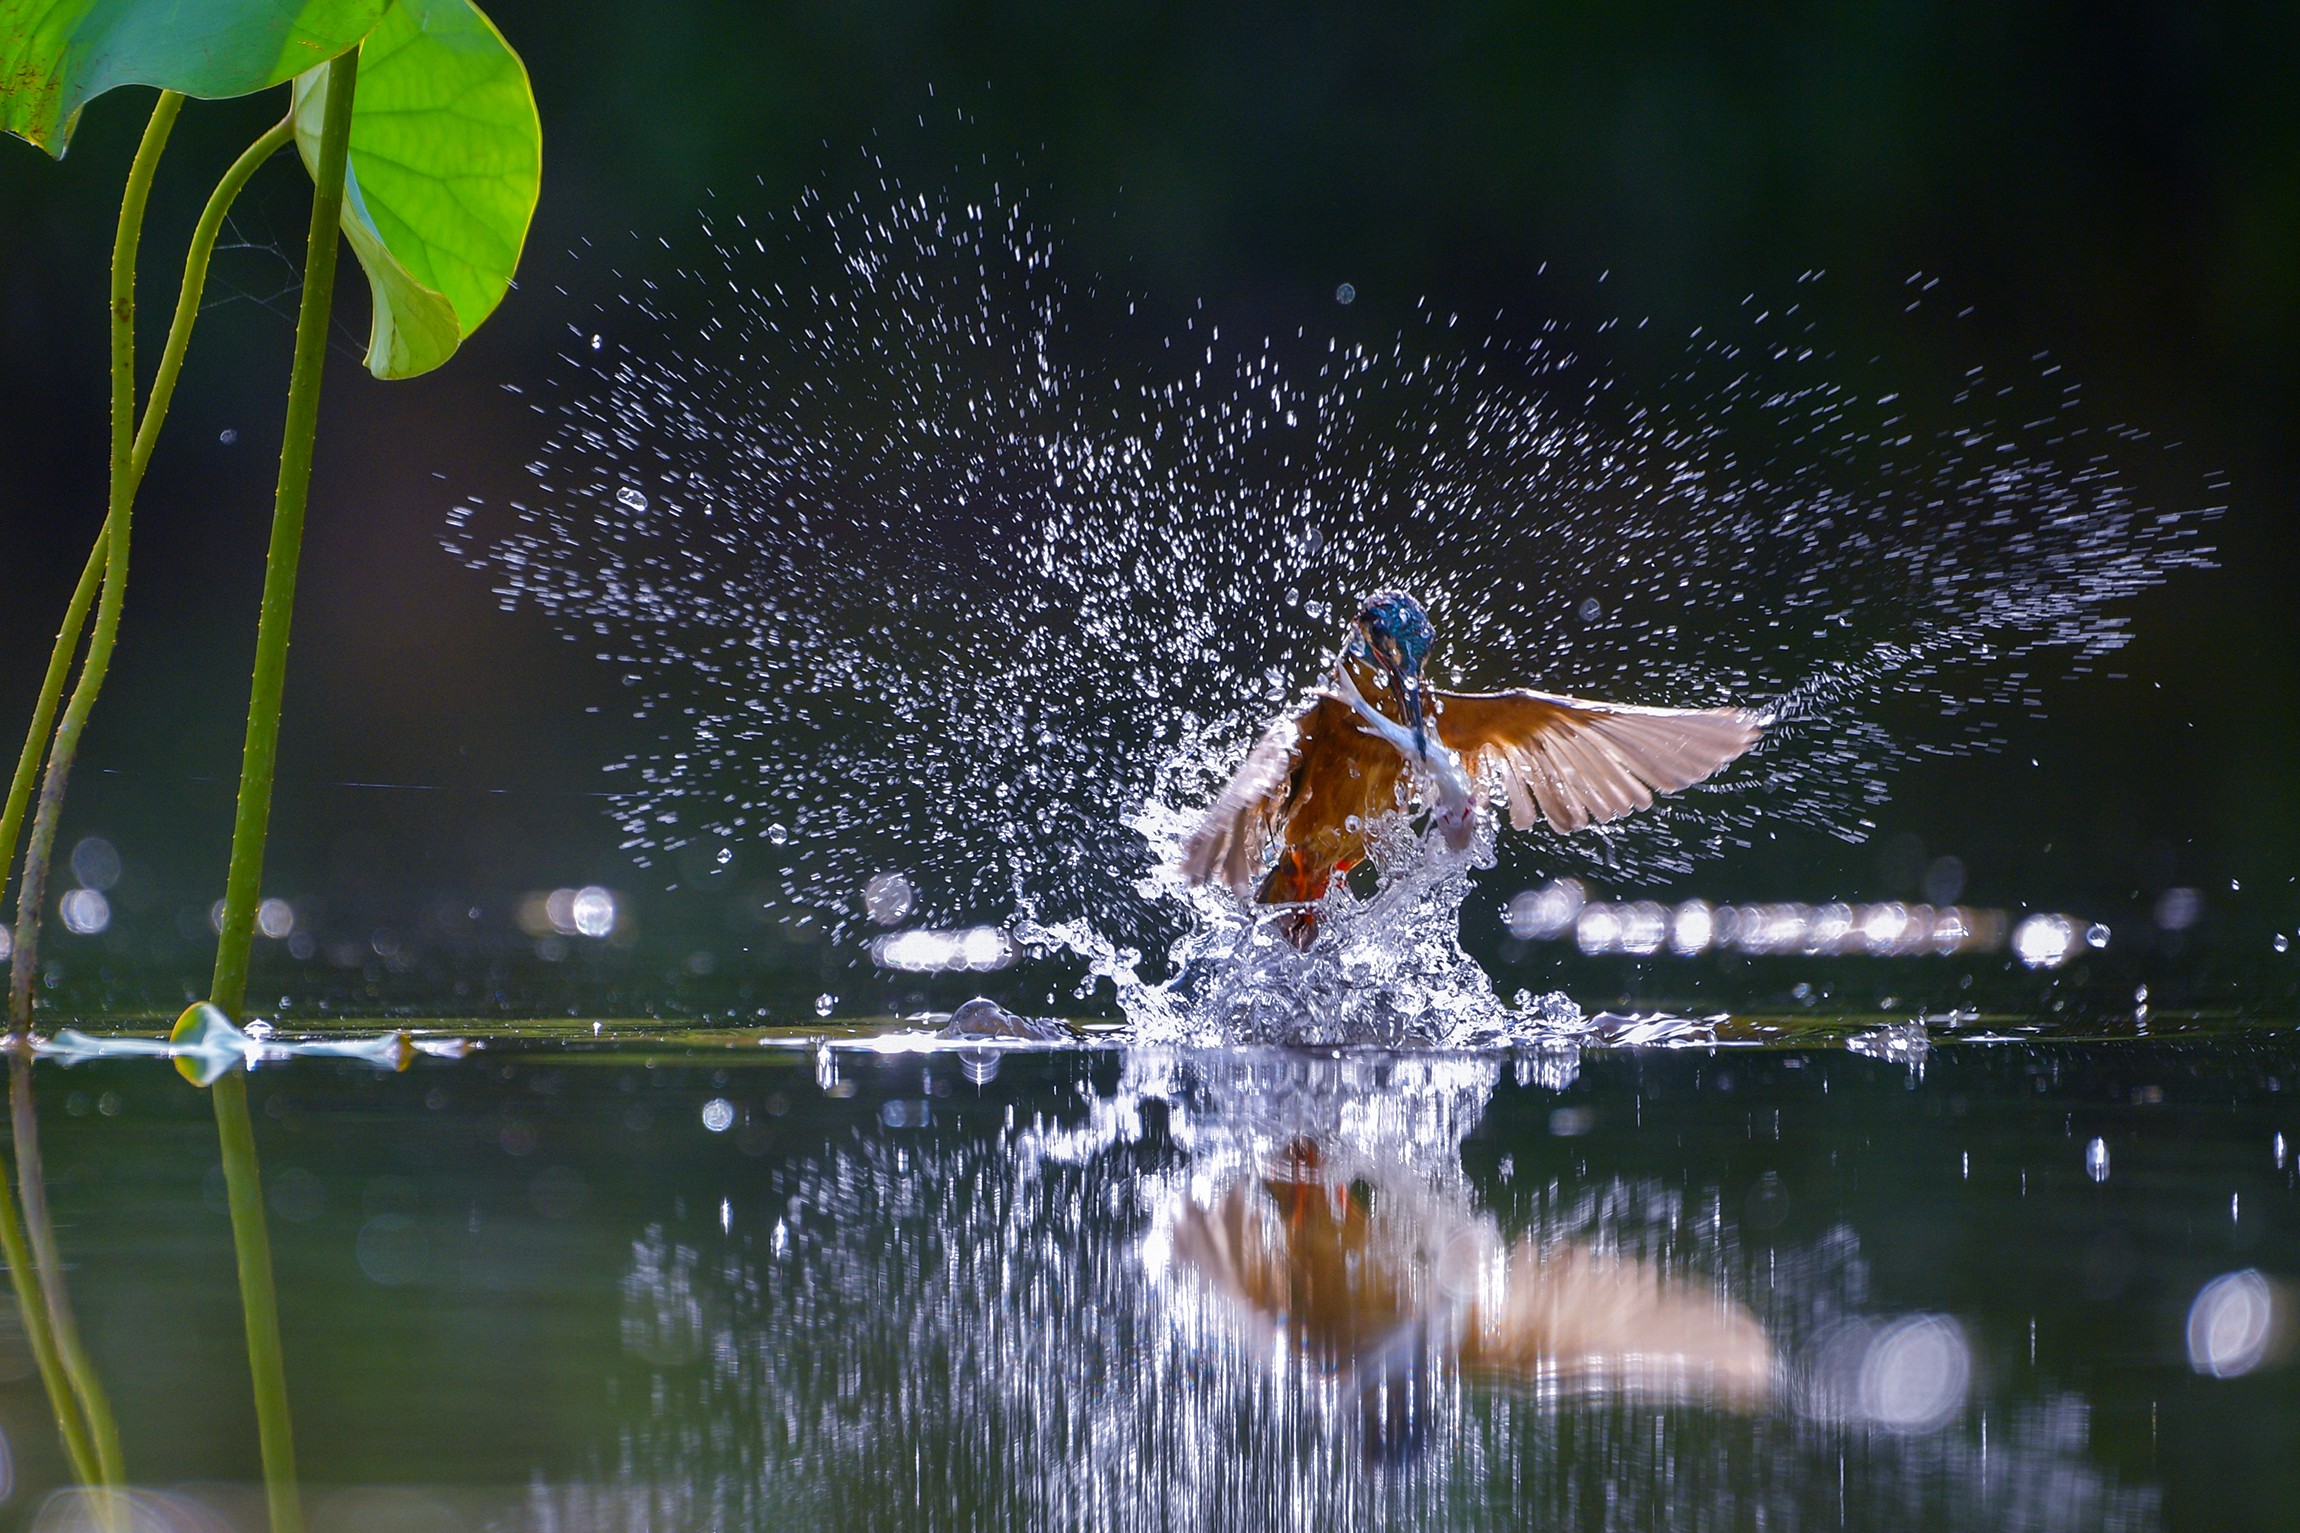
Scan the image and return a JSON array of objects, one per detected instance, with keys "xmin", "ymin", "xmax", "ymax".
[
  {"xmin": 1, "ymin": 121, "xmax": 2282, "ymax": 1533},
  {"xmin": 6, "ymin": 1025, "xmax": 2293, "ymax": 1530}
]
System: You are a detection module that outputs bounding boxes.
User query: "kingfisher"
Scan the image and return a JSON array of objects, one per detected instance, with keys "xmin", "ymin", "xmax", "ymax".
[{"xmin": 1181, "ymin": 592, "xmax": 1765, "ymax": 946}]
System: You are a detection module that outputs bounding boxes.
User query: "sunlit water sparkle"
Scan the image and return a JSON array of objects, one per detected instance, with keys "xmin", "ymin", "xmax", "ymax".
[{"xmin": 445, "ymin": 161, "xmax": 2212, "ymax": 1042}]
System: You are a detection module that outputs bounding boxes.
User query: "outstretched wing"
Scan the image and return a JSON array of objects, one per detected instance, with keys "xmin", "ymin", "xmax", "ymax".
[
  {"xmin": 1179, "ymin": 693, "xmax": 1406, "ymax": 895},
  {"xmin": 1431, "ymin": 687, "xmax": 1764, "ymax": 834}
]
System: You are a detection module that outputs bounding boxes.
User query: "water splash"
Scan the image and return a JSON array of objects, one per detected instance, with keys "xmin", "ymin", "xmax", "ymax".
[
  {"xmin": 445, "ymin": 160, "xmax": 2214, "ymax": 1038},
  {"xmin": 1024, "ymin": 799, "xmax": 1585, "ymax": 1045},
  {"xmin": 543, "ymin": 1047, "xmax": 2160, "ymax": 1532}
]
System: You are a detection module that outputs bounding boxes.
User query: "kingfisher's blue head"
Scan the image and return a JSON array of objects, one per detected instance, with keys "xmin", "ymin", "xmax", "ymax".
[
  {"xmin": 1351, "ymin": 591, "xmax": 1437, "ymax": 755},
  {"xmin": 1352, "ymin": 591, "xmax": 1434, "ymax": 676}
]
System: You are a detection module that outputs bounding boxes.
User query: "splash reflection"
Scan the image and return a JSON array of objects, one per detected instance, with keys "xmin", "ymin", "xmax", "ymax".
[{"xmin": 551, "ymin": 1048, "xmax": 2159, "ymax": 1532}]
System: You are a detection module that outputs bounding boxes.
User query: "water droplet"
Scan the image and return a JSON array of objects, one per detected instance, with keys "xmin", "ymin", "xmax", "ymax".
[
  {"xmin": 814, "ymin": 993, "xmax": 835, "ymax": 1017},
  {"xmin": 863, "ymin": 872, "xmax": 914, "ymax": 925},
  {"xmin": 767, "ymin": 823, "xmax": 790, "ymax": 845},
  {"xmin": 218, "ymin": 427, "xmax": 238, "ymax": 445},
  {"xmin": 2276, "ymin": 933, "xmax": 2290, "ymax": 954},
  {"xmin": 463, "ymin": 173, "xmax": 2219, "ymax": 1047},
  {"xmin": 1334, "ymin": 282, "xmax": 1356, "ymax": 305}
]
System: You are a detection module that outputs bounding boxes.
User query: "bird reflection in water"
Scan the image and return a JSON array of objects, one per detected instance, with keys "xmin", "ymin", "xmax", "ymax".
[
  {"xmin": 563, "ymin": 1049, "xmax": 2166, "ymax": 1532},
  {"xmin": 1168, "ymin": 1133, "xmax": 1772, "ymax": 1459}
]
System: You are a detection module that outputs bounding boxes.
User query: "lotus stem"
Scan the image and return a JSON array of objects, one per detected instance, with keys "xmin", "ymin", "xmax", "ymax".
[
  {"xmin": 0, "ymin": 92, "xmax": 310, "ymax": 1519},
  {"xmin": 0, "ymin": 90, "xmax": 185, "ymax": 1498},
  {"xmin": 2, "ymin": 115, "xmax": 294, "ymax": 977},
  {"xmin": 0, "ymin": 1126, "xmax": 99, "ymax": 1485},
  {"xmin": 6, "ymin": 88, "xmax": 178, "ymax": 1036},
  {"xmin": 213, "ymin": 1071, "xmax": 301, "ymax": 1533},
  {"xmin": 208, "ymin": 64, "xmax": 353, "ymax": 1021},
  {"xmin": 0, "ymin": 538, "xmax": 102, "ymax": 955},
  {"xmin": 9, "ymin": 1052, "xmax": 121, "ymax": 1484},
  {"xmin": 208, "ymin": 48, "xmax": 360, "ymax": 1533}
]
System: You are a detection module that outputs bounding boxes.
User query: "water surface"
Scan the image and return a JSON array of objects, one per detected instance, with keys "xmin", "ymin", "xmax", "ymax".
[{"xmin": 7, "ymin": 1026, "xmax": 2294, "ymax": 1530}]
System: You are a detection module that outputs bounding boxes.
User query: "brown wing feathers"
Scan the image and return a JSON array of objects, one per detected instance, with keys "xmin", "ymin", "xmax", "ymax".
[
  {"xmin": 1180, "ymin": 679, "xmax": 1765, "ymax": 894},
  {"xmin": 1177, "ymin": 718, "xmax": 1296, "ymax": 893},
  {"xmin": 1433, "ymin": 689, "xmax": 1763, "ymax": 835},
  {"xmin": 1178, "ymin": 695, "xmax": 1403, "ymax": 897}
]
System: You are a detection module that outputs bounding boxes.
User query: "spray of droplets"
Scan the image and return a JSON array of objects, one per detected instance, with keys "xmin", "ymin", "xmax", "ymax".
[
  {"xmin": 572, "ymin": 1049, "xmax": 2157, "ymax": 1531},
  {"xmin": 446, "ymin": 161, "xmax": 2214, "ymax": 1030}
]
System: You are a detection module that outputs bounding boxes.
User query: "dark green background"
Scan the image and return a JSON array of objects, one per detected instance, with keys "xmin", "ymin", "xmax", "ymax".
[{"xmin": 0, "ymin": 1, "xmax": 2294, "ymax": 1016}]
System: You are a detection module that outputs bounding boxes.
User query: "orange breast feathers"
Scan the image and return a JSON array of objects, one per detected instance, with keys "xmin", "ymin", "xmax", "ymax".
[{"xmin": 1179, "ymin": 663, "xmax": 1766, "ymax": 904}]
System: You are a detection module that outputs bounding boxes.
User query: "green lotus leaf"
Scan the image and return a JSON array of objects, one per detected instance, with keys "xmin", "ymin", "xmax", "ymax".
[
  {"xmin": 292, "ymin": 0, "xmax": 539, "ymax": 378},
  {"xmin": 1, "ymin": 0, "xmax": 389, "ymax": 155}
]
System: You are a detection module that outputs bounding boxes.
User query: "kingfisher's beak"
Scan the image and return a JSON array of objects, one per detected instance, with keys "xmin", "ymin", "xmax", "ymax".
[
  {"xmin": 1400, "ymin": 672, "xmax": 1428, "ymax": 758},
  {"xmin": 1353, "ymin": 617, "xmax": 1430, "ymax": 759}
]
